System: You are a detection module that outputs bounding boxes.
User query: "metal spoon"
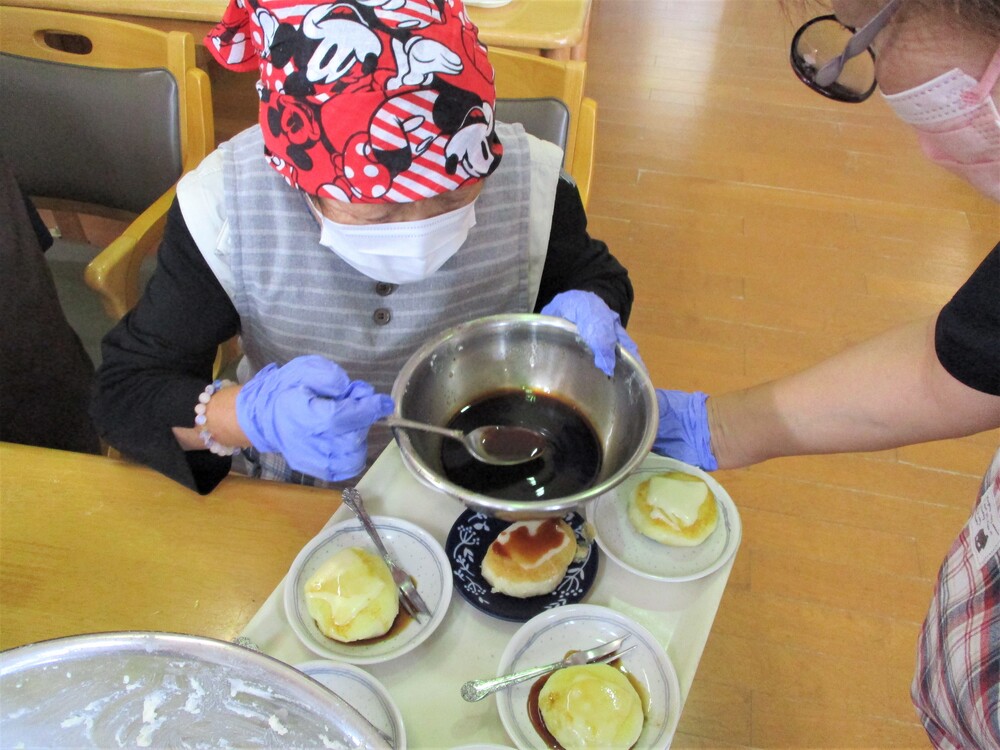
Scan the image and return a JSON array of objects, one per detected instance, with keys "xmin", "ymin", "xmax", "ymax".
[{"xmin": 384, "ymin": 416, "xmax": 548, "ymax": 467}]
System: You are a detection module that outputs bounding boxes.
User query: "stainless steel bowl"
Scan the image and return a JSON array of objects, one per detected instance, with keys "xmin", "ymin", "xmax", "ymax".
[
  {"xmin": 391, "ymin": 314, "xmax": 657, "ymax": 520},
  {"xmin": 0, "ymin": 631, "xmax": 392, "ymax": 749}
]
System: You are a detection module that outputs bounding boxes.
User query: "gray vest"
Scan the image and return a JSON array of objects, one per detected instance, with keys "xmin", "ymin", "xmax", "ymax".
[{"xmin": 222, "ymin": 123, "xmax": 533, "ymax": 481}]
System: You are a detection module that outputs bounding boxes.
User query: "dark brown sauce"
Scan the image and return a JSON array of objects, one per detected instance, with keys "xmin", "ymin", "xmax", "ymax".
[
  {"xmin": 526, "ymin": 655, "xmax": 645, "ymax": 750},
  {"xmin": 494, "ymin": 519, "xmax": 568, "ymax": 562},
  {"xmin": 477, "ymin": 425, "xmax": 547, "ymax": 462},
  {"xmin": 441, "ymin": 389, "xmax": 601, "ymax": 501},
  {"xmin": 528, "ymin": 672, "xmax": 561, "ymax": 750}
]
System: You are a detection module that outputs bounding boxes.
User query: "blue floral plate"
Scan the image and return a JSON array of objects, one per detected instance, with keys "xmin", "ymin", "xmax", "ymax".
[{"xmin": 444, "ymin": 510, "xmax": 599, "ymax": 622}]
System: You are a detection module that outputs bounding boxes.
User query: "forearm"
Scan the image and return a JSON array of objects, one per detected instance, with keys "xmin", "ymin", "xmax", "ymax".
[
  {"xmin": 92, "ymin": 200, "xmax": 241, "ymax": 492},
  {"xmin": 708, "ymin": 317, "xmax": 1000, "ymax": 469},
  {"xmin": 173, "ymin": 384, "xmax": 252, "ymax": 451},
  {"xmin": 95, "ymin": 310, "xmax": 216, "ymax": 442}
]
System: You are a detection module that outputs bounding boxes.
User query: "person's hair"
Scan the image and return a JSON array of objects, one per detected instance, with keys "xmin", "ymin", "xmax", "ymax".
[
  {"xmin": 782, "ymin": 0, "xmax": 1000, "ymax": 35},
  {"xmin": 905, "ymin": 0, "xmax": 1000, "ymax": 33}
]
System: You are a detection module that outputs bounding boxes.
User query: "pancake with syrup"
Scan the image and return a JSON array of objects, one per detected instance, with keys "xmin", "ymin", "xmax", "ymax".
[{"xmin": 481, "ymin": 518, "xmax": 577, "ymax": 597}]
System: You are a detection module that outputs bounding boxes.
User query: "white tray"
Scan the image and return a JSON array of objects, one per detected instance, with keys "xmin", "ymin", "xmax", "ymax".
[{"xmin": 241, "ymin": 443, "xmax": 736, "ymax": 749}]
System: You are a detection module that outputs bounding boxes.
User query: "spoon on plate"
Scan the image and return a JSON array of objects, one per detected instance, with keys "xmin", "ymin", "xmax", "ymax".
[
  {"xmin": 384, "ymin": 416, "xmax": 548, "ymax": 467},
  {"xmin": 460, "ymin": 636, "xmax": 633, "ymax": 702}
]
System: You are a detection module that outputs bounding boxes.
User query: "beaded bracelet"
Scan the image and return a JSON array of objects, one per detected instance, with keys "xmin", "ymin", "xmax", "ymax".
[{"xmin": 194, "ymin": 379, "xmax": 240, "ymax": 456}]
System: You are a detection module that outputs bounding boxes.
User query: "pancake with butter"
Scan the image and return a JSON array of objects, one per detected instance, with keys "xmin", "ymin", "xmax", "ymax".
[
  {"xmin": 628, "ymin": 471, "xmax": 718, "ymax": 546},
  {"xmin": 304, "ymin": 546, "xmax": 399, "ymax": 642},
  {"xmin": 539, "ymin": 663, "xmax": 644, "ymax": 750},
  {"xmin": 481, "ymin": 518, "xmax": 577, "ymax": 598}
]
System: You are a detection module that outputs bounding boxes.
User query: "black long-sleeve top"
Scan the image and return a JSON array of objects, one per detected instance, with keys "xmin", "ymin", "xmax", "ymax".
[{"xmin": 92, "ymin": 177, "xmax": 633, "ymax": 494}]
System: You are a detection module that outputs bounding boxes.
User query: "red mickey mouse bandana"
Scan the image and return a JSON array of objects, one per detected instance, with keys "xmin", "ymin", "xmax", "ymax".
[{"xmin": 205, "ymin": 0, "xmax": 503, "ymax": 203}]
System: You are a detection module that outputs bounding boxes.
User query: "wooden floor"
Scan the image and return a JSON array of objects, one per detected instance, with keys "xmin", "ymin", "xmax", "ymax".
[{"xmin": 582, "ymin": 1, "xmax": 999, "ymax": 747}]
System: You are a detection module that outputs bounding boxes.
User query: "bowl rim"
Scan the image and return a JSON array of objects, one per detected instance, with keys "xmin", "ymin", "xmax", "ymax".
[
  {"xmin": 390, "ymin": 313, "xmax": 658, "ymax": 518},
  {"xmin": 0, "ymin": 632, "xmax": 392, "ymax": 749},
  {"xmin": 292, "ymin": 659, "xmax": 407, "ymax": 748}
]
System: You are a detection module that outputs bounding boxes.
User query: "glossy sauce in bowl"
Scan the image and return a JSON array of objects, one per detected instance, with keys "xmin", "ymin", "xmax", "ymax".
[{"xmin": 440, "ymin": 389, "xmax": 602, "ymax": 501}]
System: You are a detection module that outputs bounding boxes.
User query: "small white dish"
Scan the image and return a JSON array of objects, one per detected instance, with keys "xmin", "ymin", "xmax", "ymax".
[
  {"xmin": 586, "ymin": 455, "xmax": 741, "ymax": 582},
  {"xmin": 495, "ymin": 603, "xmax": 680, "ymax": 750},
  {"xmin": 294, "ymin": 660, "xmax": 406, "ymax": 749},
  {"xmin": 284, "ymin": 516, "xmax": 452, "ymax": 664},
  {"xmin": 465, "ymin": 0, "xmax": 515, "ymax": 7}
]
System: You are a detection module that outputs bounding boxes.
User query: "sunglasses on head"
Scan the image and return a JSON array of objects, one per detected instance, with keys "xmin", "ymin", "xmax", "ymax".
[{"xmin": 790, "ymin": 0, "xmax": 903, "ymax": 103}]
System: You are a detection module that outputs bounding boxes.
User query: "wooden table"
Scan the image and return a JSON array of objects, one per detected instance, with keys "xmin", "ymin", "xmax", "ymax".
[
  {"xmin": 2, "ymin": 441, "xmax": 735, "ymax": 746},
  {"xmin": 0, "ymin": 442, "xmax": 339, "ymax": 651},
  {"xmin": 2, "ymin": 0, "xmax": 593, "ymax": 60}
]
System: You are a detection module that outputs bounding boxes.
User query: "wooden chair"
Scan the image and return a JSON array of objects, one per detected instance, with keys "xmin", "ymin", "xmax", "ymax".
[
  {"xmin": 0, "ymin": 6, "xmax": 214, "ymax": 322},
  {"xmin": 488, "ymin": 48, "xmax": 597, "ymax": 207}
]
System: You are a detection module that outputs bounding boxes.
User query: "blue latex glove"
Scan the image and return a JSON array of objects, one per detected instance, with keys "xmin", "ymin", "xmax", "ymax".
[
  {"xmin": 235, "ymin": 355, "xmax": 394, "ymax": 481},
  {"xmin": 539, "ymin": 290, "xmax": 640, "ymax": 376},
  {"xmin": 653, "ymin": 389, "xmax": 718, "ymax": 471}
]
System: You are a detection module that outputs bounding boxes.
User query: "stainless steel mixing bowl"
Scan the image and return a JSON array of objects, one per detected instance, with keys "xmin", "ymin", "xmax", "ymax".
[
  {"xmin": 0, "ymin": 632, "xmax": 392, "ymax": 749},
  {"xmin": 391, "ymin": 314, "xmax": 658, "ymax": 520}
]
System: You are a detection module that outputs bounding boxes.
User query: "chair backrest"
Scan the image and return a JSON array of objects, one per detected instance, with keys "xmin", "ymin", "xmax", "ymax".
[
  {"xmin": 0, "ymin": 7, "xmax": 214, "ymax": 323},
  {"xmin": 487, "ymin": 48, "xmax": 596, "ymax": 208},
  {"xmin": 1, "ymin": 54, "xmax": 183, "ymax": 214},
  {"xmin": 0, "ymin": 6, "xmax": 213, "ymax": 217},
  {"xmin": 495, "ymin": 98, "xmax": 571, "ymax": 159}
]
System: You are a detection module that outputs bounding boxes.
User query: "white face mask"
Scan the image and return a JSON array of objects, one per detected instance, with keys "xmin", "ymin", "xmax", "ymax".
[
  {"xmin": 882, "ymin": 49, "xmax": 1000, "ymax": 201},
  {"xmin": 315, "ymin": 200, "xmax": 477, "ymax": 284}
]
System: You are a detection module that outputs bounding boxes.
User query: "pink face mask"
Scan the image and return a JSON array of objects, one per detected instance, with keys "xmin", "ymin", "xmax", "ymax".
[{"xmin": 882, "ymin": 48, "xmax": 1000, "ymax": 201}]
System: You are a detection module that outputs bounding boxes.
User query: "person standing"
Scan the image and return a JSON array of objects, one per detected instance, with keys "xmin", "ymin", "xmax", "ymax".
[{"xmin": 652, "ymin": 1, "xmax": 999, "ymax": 746}]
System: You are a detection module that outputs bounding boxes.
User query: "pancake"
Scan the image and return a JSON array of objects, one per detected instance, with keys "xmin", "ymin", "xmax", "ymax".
[
  {"xmin": 480, "ymin": 518, "xmax": 577, "ymax": 598},
  {"xmin": 303, "ymin": 546, "xmax": 399, "ymax": 642},
  {"xmin": 628, "ymin": 471, "xmax": 718, "ymax": 546},
  {"xmin": 539, "ymin": 663, "xmax": 644, "ymax": 750}
]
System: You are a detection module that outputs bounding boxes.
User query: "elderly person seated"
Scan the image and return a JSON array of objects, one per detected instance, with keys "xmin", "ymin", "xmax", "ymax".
[{"xmin": 92, "ymin": 0, "xmax": 636, "ymax": 494}]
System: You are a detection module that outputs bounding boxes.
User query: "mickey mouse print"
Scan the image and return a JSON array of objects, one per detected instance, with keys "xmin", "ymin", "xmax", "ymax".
[{"xmin": 205, "ymin": 0, "xmax": 504, "ymax": 203}]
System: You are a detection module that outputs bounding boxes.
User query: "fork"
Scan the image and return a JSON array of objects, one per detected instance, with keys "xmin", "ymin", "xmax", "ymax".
[
  {"xmin": 460, "ymin": 636, "xmax": 633, "ymax": 702},
  {"xmin": 340, "ymin": 487, "xmax": 432, "ymax": 623}
]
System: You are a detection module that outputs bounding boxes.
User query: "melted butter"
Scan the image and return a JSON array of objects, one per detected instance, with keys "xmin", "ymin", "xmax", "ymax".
[
  {"xmin": 646, "ymin": 474, "xmax": 709, "ymax": 528},
  {"xmin": 529, "ymin": 663, "xmax": 644, "ymax": 750},
  {"xmin": 304, "ymin": 547, "xmax": 397, "ymax": 639}
]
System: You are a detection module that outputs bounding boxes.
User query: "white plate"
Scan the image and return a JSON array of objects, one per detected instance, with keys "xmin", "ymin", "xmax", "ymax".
[
  {"xmin": 283, "ymin": 516, "xmax": 452, "ymax": 664},
  {"xmin": 586, "ymin": 455, "xmax": 741, "ymax": 582},
  {"xmin": 294, "ymin": 660, "xmax": 406, "ymax": 749},
  {"xmin": 496, "ymin": 604, "xmax": 680, "ymax": 750},
  {"xmin": 465, "ymin": 0, "xmax": 515, "ymax": 7}
]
